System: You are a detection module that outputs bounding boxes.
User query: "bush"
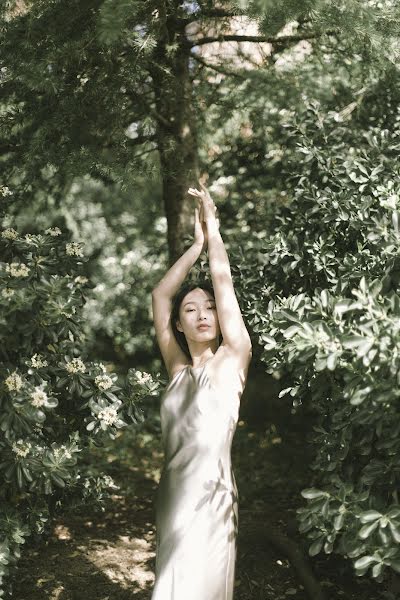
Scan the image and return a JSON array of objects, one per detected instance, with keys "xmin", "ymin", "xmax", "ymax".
[
  {"xmin": 237, "ymin": 89, "xmax": 400, "ymax": 582},
  {"xmin": 0, "ymin": 221, "xmax": 162, "ymax": 597}
]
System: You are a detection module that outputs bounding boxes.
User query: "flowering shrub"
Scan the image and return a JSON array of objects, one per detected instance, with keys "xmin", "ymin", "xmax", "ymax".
[
  {"xmin": 233, "ymin": 97, "xmax": 400, "ymax": 583},
  {"xmin": 0, "ymin": 222, "xmax": 162, "ymax": 597}
]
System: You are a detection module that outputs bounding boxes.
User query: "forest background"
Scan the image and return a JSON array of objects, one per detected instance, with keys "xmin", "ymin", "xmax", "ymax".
[{"xmin": 1, "ymin": 0, "xmax": 400, "ymax": 599}]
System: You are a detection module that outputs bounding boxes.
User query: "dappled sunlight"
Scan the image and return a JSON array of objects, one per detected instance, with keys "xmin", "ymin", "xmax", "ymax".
[{"xmin": 85, "ymin": 534, "xmax": 155, "ymax": 591}]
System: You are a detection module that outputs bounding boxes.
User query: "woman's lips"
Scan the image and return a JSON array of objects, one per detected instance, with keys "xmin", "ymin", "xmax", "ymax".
[{"xmin": 197, "ymin": 324, "xmax": 210, "ymax": 330}]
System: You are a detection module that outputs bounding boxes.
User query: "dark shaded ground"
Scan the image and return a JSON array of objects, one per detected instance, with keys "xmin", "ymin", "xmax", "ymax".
[{"xmin": 12, "ymin": 402, "xmax": 386, "ymax": 600}]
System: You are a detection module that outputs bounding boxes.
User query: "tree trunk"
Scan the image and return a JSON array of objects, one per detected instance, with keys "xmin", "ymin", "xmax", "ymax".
[{"xmin": 151, "ymin": 14, "xmax": 199, "ymax": 266}]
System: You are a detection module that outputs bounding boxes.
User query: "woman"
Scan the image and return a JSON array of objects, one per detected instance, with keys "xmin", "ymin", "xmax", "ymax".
[{"xmin": 151, "ymin": 182, "xmax": 252, "ymax": 600}]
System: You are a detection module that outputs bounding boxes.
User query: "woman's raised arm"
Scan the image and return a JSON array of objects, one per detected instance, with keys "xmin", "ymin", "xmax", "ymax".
[
  {"xmin": 188, "ymin": 184, "xmax": 252, "ymax": 359},
  {"xmin": 152, "ymin": 206, "xmax": 204, "ymax": 375}
]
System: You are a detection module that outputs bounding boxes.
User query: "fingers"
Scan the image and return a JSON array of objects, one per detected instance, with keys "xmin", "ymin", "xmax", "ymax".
[{"xmin": 188, "ymin": 186, "xmax": 217, "ymax": 219}]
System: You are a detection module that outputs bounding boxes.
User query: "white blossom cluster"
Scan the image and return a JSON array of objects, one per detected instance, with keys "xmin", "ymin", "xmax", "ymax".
[
  {"xmin": 65, "ymin": 358, "xmax": 86, "ymax": 374},
  {"xmin": 45, "ymin": 227, "xmax": 62, "ymax": 236},
  {"xmin": 5, "ymin": 371, "xmax": 23, "ymax": 391},
  {"xmin": 30, "ymin": 353, "xmax": 48, "ymax": 368},
  {"xmin": 103, "ymin": 474, "xmax": 118, "ymax": 488},
  {"xmin": 2, "ymin": 288, "xmax": 14, "ymax": 299},
  {"xmin": 30, "ymin": 387, "xmax": 48, "ymax": 407},
  {"xmin": 1, "ymin": 228, "xmax": 18, "ymax": 240},
  {"xmin": 5, "ymin": 262, "xmax": 30, "ymax": 277},
  {"xmin": 66, "ymin": 242, "xmax": 84, "ymax": 257},
  {"xmin": 94, "ymin": 374, "xmax": 113, "ymax": 390},
  {"xmin": 12, "ymin": 439, "xmax": 32, "ymax": 458},
  {"xmin": 0, "ymin": 186, "xmax": 13, "ymax": 197},
  {"xmin": 97, "ymin": 406, "xmax": 118, "ymax": 426},
  {"xmin": 133, "ymin": 370, "xmax": 152, "ymax": 385},
  {"xmin": 52, "ymin": 445, "xmax": 72, "ymax": 460},
  {"xmin": 74, "ymin": 275, "xmax": 89, "ymax": 284},
  {"xmin": 60, "ymin": 305, "xmax": 77, "ymax": 318}
]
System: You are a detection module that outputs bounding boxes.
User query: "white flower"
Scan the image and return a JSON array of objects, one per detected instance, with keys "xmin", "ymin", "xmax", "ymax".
[
  {"xmin": 45, "ymin": 227, "xmax": 62, "ymax": 236},
  {"xmin": 60, "ymin": 306, "xmax": 77, "ymax": 318},
  {"xmin": 1, "ymin": 288, "xmax": 15, "ymax": 299},
  {"xmin": 5, "ymin": 372, "xmax": 23, "ymax": 391},
  {"xmin": 74, "ymin": 275, "xmax": 89, "ymax": 284},
  {"xmin": 66, "ymin": 242, "xmax": 84, "ymax": 257},
  {"xmin": 93, "ymin": 362, "xmax": 107, "ymax": 373},
  {"xmin": 30, "ymin": 387, "xmax": 48, "ymax": 407},
  {"xmin": 53, "ymin": 445, "xmax": 72, "ymax": 460},
  {"xmin": 133, "ymin": 370, "xmax": 152, "ymax": 384},
  {"xmin": 0, "ymin": 186, "xmax": 13, "ymax": 197},
  {"xmin": 61, "ymin": 445, "xmax": 72, "ymax": 459},
  {"xmin": 1, "ymin": 228, "xmax": 18, "ymax": 240},
  {"xmin": 98, "ymin": 406, "xmax": 118, "ymax": 426},
  {"xmin": 103, "ymin": 475, "xmax": 118, "ymax": 488},
  {"xmin": 24, "ymin": 234, "xmax": 35, "ymax": 243},
  {"xmin": 5, "ymin": 262, "xmax": 30, "ymax": 277},
  {"xmin": 65, "ymin": 358, "xmax": 86, "ymax": 374},
  {"xmin": 94, "ymin": 374, "xmax": 113, "ymax": 390},
  {"xmin": 30, "ymin": 353, "xmax": 48, "ymax": 368},
  {"xmin": 12, "ymin": 439, "xmax": 31, "ymax": 458}
]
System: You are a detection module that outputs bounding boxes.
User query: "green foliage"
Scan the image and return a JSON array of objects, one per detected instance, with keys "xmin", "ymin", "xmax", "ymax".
[
  {"xmin": 238, "ymin": 71, "xmax": 400, "ymax": 581},
  {"xmin": 0, "ymin": 0, "xmax": 156, "ymax": 210},
  {"xmin": 245, "ymin": 0, "xmax": 400, "ymax": 66},
  {"xmin": 0, "ymin": 223, "xmax": 162, "ymax": 597},
  {"xmin": 1, "ymin": 174, "xmax": 166, "ymax": 364}
]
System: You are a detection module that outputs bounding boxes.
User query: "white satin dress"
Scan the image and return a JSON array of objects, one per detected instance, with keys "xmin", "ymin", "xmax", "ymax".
[{"xmin": 151, "ymin": 357, "xmax": 241, "ymax": 600}]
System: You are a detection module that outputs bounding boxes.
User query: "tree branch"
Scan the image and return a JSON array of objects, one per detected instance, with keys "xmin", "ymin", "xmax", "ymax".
[
  {"xmin": 191, "ymin": 53, "xmax": 247, "ymax": 80},
  {"xmin": 103, "ymin": 133, "xmax": 157, "ymax": 149},
  {"xmin": 188, "ymin": 30, "xmax": 338, "ymax": 48},
  {"xmin": 132, "ymin": 145, "xmax": 158, "ymax": 160}
]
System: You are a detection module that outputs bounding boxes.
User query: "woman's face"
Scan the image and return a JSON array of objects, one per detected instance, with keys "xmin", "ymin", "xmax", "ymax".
[{"xmin": 176, "ymin": 288, "xmax": 220, "ymax": 343}]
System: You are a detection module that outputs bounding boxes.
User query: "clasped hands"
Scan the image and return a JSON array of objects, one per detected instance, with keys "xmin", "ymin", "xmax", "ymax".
[{"xmin": 188, "ymin": 182, "xmax": 220, "ymax": 252}]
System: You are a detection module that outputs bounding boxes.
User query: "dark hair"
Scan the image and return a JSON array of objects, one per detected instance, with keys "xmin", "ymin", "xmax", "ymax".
[{"xmin": 171, "ymin": 279, "xmax": 220, "ymax": 361}]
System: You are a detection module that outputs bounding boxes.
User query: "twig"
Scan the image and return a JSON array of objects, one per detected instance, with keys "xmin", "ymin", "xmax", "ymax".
[
  {"xmin": 191, "ymin": 53, "xmax": 248, "ymax": 80},
  {"xmin": 188, "ymin": 30, "xmax": 338, "ymax": 48}
]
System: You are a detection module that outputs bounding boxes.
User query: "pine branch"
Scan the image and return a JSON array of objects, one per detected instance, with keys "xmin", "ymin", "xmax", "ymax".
[
  {"xmin": 188, "ymin": 30, "xmax": 338, "ymax": 48},
  {"xmin": 132, "ymin": 145, "xmax": 158, "ymax": 160},
  {"xmin": 103, "ymin": 133, "xmax": 157, "ymax": 149},
  {"xmin": 191, "ymin": 53, "xmax": 247, "ymax": 80}
]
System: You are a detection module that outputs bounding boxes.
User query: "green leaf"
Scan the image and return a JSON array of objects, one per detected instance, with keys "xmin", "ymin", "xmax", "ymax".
[
  {"xmin": 360, "ymin": 510, "xmax": 382, "ymax": 523},
  {"xmin": 309, "ymin": 537, "xmax": 324, "ymax": 556},
  {"xmin": 354, "ymin": 555, "xmax": 376, "ymax": 569},
  {"xmin": 301, "ymin": 488, "xmax": 327, "ymax": 500},
  {"xmin": 334, "ymin": 513, "xmax": 345, "ymax": 531},
  {"xmin": 359, "ymin": 520, "xmax": 380, "ymax": 539},
  {"xmin": 342, "ymin": 335, "xmax": 367, "ymax": 349},
  {"xmin": 389, "ymin": 522, "xmax": 400, "ymax": 543},
  {"xmin": 283, "ymin": 325, "xmax": 301, "ymax": 338},
  {"xmin": 327, "ymin": 352, "xmax": 338, "ymax": 371},
  {"xmin": 372, "ymin": 562, "xmax": 383, "ymax": 578}
]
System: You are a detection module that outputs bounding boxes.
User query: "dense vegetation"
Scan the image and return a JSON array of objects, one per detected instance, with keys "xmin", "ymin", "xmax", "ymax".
[{"xmin": 1, "ymin": 0, "xmax": 400, "ymax": 596}]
